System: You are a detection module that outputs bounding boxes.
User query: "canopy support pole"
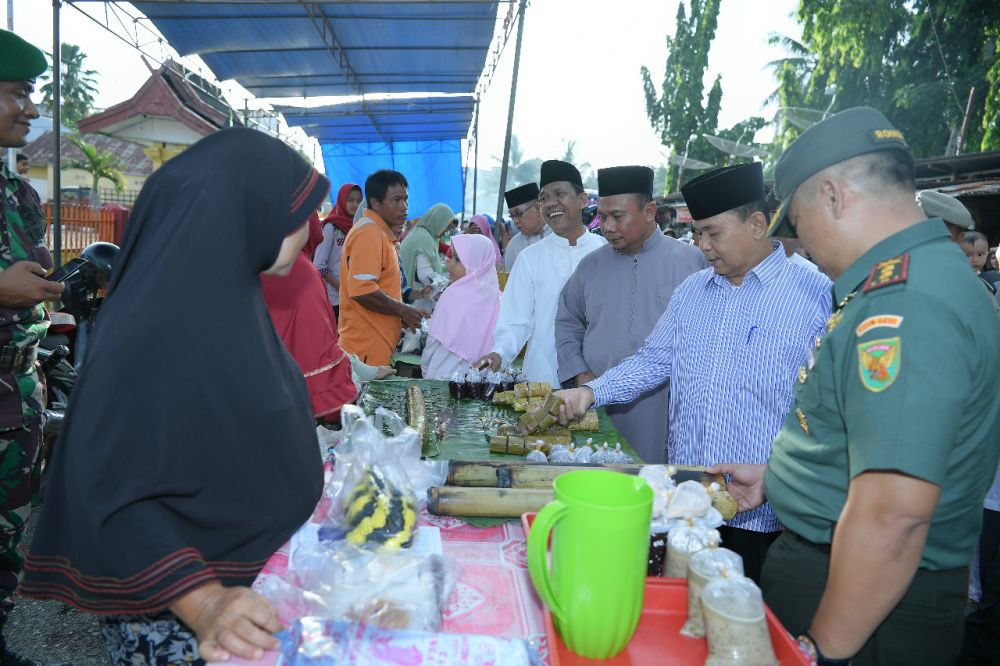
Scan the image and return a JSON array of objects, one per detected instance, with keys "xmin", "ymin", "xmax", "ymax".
[
  {"xmin": 462, "ymin": 97, "xmax": 477, "ymax": 222},
  {"xmin": 52, "ymin": 0, "xmax": 62, "ymax": 268},
  {"xmin": 472, "ymin": 96, "xmax": 480, "ymax": 215},
  {"xmin": 5, "ymin": 1, "xmax": 14, "ymax": 175},
  {"xmin": 495, "ymin": 0, "xmax": 527, "ymax": 223}
]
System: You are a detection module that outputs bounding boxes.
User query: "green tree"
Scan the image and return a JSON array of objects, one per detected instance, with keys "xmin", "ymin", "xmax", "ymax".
[
  {"xmin": 39, "ymin": 44, "xmax": 99, "ymax": 129},
  {"xmin": 641, "ymin": 0, "xmax": 724, "ymax": 194},
  {"xmin": 66, "ymin": 136, "xmax": 126, "ymax": 209},
  {"xmin": 772, "ymin": 1, "xmax": 1000, "ymax": 158}
]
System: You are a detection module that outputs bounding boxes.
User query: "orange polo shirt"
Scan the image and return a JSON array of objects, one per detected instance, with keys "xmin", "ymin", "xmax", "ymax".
[{"xmin": 338, "ymin": 210, "xmax": 403, "ymax": 365}]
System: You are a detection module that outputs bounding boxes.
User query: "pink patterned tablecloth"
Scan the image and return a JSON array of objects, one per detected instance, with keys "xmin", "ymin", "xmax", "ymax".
[{"xmin": 226, "ymin": 493, "xmax": 549, "ymax": 665}]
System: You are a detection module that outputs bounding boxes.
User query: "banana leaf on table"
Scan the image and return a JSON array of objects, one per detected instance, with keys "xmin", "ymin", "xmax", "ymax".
[{"xmin": 357, "ymin": 378, "xmax": 642, "ymax": 526}]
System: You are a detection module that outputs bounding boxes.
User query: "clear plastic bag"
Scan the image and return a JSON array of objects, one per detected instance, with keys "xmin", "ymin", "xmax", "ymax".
[
  {"xmin": 325, "ymin": 405, "xmax": 445, "ymax": 550},
  {"xmin": 279, "ymin": 618, "xmax": 541, "ymax": 665},
  {"xmin": 309, "ymin": 543, "xmax": 456, "ymax": 633},
  {"xmin": 665, "ymin": 480, "xmax": 713, "ymax": 519},
  {"xmin": 702, "ymin": 573, "xmax": 778, "ymax": 666},
  {"xmin": 681, "ymin": 546, "xmax": 744, "ymax": 638},
  {"xmin": 663, "ymin": 522, "xmax": 720, "ymax": 578}
]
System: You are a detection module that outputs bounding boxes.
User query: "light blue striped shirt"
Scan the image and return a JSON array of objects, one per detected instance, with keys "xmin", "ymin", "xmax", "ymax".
[{"xmin": 589, "ymin": 243, "xmax": 832, "ymax": 532}]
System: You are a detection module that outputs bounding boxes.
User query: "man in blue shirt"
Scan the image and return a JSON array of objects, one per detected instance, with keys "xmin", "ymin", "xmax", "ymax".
[{"xmin": 556, "ymin": 162, "xmax": 832, "ymax": 581}]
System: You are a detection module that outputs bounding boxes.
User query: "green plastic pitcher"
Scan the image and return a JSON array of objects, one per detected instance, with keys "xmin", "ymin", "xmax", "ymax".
[{"xmin": 526, "ymin": 470, "xmax": 652, "ymax": 659}]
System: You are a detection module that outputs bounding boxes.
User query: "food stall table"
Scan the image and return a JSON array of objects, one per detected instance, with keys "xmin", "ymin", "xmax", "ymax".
[{"xmin": 226, "ymin": 378, "xmax": 636, "ymax": 664}]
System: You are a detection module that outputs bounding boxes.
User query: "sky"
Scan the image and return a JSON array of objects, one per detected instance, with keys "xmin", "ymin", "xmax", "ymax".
[{"xmin": 2, "ymin": 0, "xmax": 803, "ymax": 173}]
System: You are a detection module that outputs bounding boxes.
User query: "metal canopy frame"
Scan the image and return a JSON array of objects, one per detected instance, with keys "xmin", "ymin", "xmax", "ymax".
[{"xmin": 48, "ymin": 0, "xmax": 528, "ymax": 242}]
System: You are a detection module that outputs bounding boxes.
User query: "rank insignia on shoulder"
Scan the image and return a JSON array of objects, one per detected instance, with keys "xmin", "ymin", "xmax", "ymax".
[{"xmin": 863, "ymin": 254, "xmax": 909, "ymax": 293}]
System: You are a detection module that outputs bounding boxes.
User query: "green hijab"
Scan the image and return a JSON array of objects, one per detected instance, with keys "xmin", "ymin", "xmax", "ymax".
[{"xmin": 400, "ymin": 203, "xmax": 454, "ymax": 285}]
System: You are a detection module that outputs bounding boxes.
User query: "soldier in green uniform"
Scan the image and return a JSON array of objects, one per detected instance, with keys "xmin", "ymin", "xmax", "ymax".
[
  {"xmin": 711, "ymin": 107, "xmax": 1000, "ymax": 666},
  {"xmin": 0, "ymin": 29, "xmax": 65, "ymax": 665}
]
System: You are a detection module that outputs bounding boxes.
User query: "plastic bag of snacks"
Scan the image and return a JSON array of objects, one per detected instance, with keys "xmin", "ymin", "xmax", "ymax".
[
  {"xmin": 665, "ymin": 480, "xmax": 713, "ymax": 519},
  {"xmin": 702, "ymin": 573, "xmax": 778, "ymax": 666},
  {"xmin": 279, "ymin": 618, "xmax": 541, "ymax": 665},
  {"xmin": 664, "ymin": 521, "xmax": 720, "ymax": 578},
  {"xmin": 313, "ymin": 544, "xmax": 456, "ymax": 633},
  {"xmin": 681, "ymin": 546, "xmax": 744, "ymax": 638},
  {"xmin": 641, "ymin": 466, "xmax": 677, "ymax": 576},
  {"xmin": 326, "ymin": 405, "xmax": 420, "ymax": 550}
]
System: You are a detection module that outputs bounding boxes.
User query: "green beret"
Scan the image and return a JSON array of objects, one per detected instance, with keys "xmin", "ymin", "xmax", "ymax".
[
  {"xmin": 0, "ymin": 29, "xmax": 47, "ymax": 82},
  {"xmin": 769, "ymin": 106, "xmax": 911, "ymax": 238},
  {"xmin": 916, "ymin": 190, "xmax": 974, "ymax": 230}
]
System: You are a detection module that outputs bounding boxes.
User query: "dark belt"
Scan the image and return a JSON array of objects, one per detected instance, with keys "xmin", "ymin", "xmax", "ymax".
[{"xmin": 0, "ymin": 343, "xmax": 38, "ymax": 375}]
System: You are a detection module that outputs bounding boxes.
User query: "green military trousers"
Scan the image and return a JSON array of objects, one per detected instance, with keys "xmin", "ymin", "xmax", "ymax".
[
  {"xmin": 0, "ymin": 420, "xmax": 41, "ymax": 629},
  {"xmin": 761, "ymin": 531, "xmax": 967, "ymax": 666}
]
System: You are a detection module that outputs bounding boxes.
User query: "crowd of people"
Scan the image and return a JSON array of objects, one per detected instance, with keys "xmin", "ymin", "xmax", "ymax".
[{"xmin": 1, "ymin": 26, "xmax": 999, "ymax": 666}]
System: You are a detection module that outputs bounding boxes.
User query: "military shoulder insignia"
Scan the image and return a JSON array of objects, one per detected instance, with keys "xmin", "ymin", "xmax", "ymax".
[
  {"xmin": 855, "ymin": 314, "xmax": 903, "ymax": 337},
  {"xmin": 862, "ymin": 254, "xmax": 909, "ymax": 293},
  {"xmin": 857, "ymin": 337, "xmax": 901, "ymax": 392}
]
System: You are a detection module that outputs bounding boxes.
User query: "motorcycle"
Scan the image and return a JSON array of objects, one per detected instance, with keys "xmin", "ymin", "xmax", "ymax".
[{"xmin": 39, "ymin": 242, "xmax": 118, "ymax": 456}]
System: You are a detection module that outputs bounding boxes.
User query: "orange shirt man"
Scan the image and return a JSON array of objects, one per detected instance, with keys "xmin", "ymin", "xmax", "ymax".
[{"xmin": 338, "ymin": 169, "xmax": 426, "ymax": 365}]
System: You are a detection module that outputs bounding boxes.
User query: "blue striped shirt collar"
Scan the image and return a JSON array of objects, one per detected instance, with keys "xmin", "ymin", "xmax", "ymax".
[{"xmin": 707, "ymin": 241, "xmax": 786, "ymax": 289}]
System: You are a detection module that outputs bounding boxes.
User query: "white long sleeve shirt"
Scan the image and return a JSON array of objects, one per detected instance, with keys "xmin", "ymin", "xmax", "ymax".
[{"xmin": 490, "ymin": 230, "xmax": 607, "ymax": 384}]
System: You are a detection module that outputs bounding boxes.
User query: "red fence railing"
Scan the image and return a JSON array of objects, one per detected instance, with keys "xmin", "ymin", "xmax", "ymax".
[{"xmin": 43, "ymin": 203, "xmax": 118, "ymax": 263}]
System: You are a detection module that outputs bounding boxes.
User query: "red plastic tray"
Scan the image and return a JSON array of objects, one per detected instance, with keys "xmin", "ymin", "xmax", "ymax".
[{"xmin": 521, "ymin": 513, "xmax": 809, "ymax": 665}]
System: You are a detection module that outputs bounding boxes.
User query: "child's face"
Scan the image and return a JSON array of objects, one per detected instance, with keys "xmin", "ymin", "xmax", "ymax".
[
  {"xmin": 963, "ymin": 238, "xmax": 989, "ymax": 271},
  {"xmin": 445, "ymin": 252, "xmax": 466, "ymax": 282}
]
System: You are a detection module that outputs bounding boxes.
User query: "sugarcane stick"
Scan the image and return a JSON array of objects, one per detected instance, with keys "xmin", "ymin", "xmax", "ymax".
[
  {"xmin": 446, "ymin": 460, "xmax": 508, "ymax": 487},
  {"xmin": 445, "ymin": 460, "xmax": 724, "ymax": 488},
  {"xmin": 495, "ymin": 464, "xmax": 736, "ymax": 519},
  {"xmin": 426, "ymin": 486, "xmax": 553, "ymax": 518}
]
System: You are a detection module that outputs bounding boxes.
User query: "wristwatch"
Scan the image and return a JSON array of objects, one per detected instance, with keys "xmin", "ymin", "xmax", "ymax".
[{"xmin": 797, "ymin": 631, "xmax": 852, "ymax": 666}]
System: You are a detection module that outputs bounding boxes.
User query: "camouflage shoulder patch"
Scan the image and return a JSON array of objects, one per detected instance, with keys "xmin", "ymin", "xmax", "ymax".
[
  {"xmin": 857, "ymin": 337, "xmax": 901, "ymax": 392},
  {"xmin": 862, "ymin": 253, "xmax": 909, "ymax": 293}
]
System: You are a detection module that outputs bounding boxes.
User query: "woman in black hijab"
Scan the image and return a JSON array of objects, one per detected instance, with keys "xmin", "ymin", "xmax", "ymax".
[{"xmin": 21, "ymin": 128, "xmax": 329, "ymax": 663}]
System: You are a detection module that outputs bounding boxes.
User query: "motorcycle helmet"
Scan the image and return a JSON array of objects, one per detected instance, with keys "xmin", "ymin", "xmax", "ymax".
[
  {"xmin": 79, "ymin": 241, "xmax": 118, "ymax": 289},
  {"xmin": 56, "ymin": 242, "xmax": 119, "ymax": 319}
]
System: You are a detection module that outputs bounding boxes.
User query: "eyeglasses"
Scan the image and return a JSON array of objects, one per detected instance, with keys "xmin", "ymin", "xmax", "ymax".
[{"xmin": 510, "ymin": 202, "xmax": 537, "ymax": 219}]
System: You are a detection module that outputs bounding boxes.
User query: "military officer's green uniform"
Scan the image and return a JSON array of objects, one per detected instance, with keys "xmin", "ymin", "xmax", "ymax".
[
  {"xmin": 763, "ymin": 107, "xmax": 1000, "ymax": 665},
  {"xmin": 0, "ymin": 28, "xmax": 53, "ymax": 653}
]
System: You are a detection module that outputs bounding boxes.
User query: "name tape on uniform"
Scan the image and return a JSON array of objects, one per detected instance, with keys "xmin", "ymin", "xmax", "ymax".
[{"xmin": 855, "ymin": 315, "xmax": 903, "ymax": 337}]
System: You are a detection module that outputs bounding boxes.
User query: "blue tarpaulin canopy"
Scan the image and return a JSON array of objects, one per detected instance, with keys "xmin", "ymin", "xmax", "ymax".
[
  {"xmin": 128, "ymin": 1, "xmax": 502, "ymax": 212},
  {"xmin": 276, "ymin": 97, "xmax": 474, "ymax": 143},
  {"xmin": 131, "ymin": 2, "xmax": 499, "ymax": 97}
]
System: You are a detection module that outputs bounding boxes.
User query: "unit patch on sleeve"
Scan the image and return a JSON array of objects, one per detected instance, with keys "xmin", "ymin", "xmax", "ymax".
[
  {"xmin": 857, "ymin": 337, "xmax": 901, "ymax": 392},
  {"xmin": 855, "ymin": 315, "xmax": 903, "ymax": 337},
  {"xmin": 862, "ymin": 254, "xmax": 909, "ymax": 293}
]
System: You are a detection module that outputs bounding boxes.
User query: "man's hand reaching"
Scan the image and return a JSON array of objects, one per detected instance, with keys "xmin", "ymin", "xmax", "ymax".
[{"xmin": 0, "ymin": 262, "xmax": 64, "ymax": 309}]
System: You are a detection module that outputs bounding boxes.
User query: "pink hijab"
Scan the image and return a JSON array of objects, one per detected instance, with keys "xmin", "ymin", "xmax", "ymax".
[
  {"xmin": 468, "ymin": 214, "xmax": 503, "ymax": 267},
  {"xmin": 428, "ymin": 234, "xmax": 501, "ymax": 363}
]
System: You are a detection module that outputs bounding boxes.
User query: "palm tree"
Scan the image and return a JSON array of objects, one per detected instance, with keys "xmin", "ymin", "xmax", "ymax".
[
  {"xmin": 40, "ymin": 44, "xmax": 99, "ymax": 129},
  {"xmin": 66, "ymin": 136, "xmax": 126, "ymax": 209}
]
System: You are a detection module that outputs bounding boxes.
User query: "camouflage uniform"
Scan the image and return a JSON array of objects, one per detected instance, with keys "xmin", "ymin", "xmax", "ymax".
[{"xmin": 0, "ymin": 163, "xmax": 51, "ymax": 631}]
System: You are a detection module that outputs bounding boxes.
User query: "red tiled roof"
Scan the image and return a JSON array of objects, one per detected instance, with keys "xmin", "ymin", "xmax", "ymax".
[{"xmin": 22, "ymin": 131, "xmax": 153, "ymax": 176}]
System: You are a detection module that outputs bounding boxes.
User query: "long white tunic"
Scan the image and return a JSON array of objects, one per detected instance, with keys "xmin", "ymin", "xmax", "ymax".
[{"xmin": 490, "ymin": 230, "xmax": 607, "ymax": 384}]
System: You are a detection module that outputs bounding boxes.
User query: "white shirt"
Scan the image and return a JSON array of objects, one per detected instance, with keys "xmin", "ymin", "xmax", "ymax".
[
  {"xmin": 504, "ymin": 226, "xmax": 552, "ymax": 270},
  {"xmin": 491, "ymin": 229, "xmax": 607, "ymax": 384},
  {"xmin": 421, "ymin": 335, "xmax": 471, "ymax": 380}
]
